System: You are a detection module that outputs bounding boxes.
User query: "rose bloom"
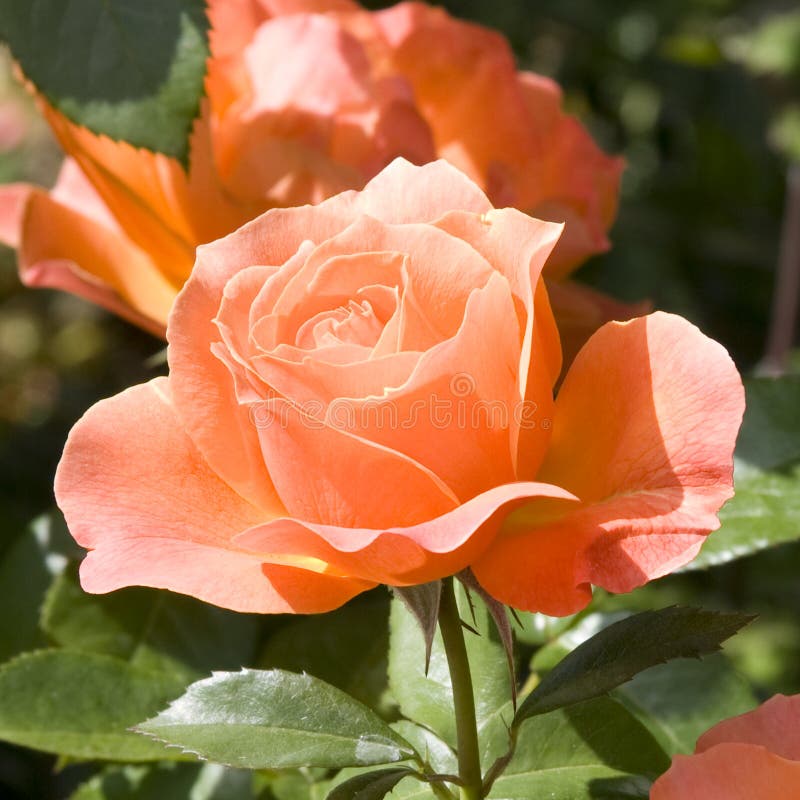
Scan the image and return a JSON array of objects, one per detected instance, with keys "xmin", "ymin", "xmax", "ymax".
[
  {"xmin": 55, "ymin": 160, "xmax": 743, "ymax": 615},
  {"xmin": 651, "ymin": 694, "xmax": 800, "ymax": 799},
  {"xmin": 0, "ymin": 0, "xmax": 626, "ymax": 346}
]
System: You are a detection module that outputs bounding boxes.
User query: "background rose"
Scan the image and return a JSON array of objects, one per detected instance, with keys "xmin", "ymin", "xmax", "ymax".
[
  {"xmin": 651, "ymin": 694, "xmax": 800, "ymax": 799},
  {"xmin": 0, "ymin": 0, "xmax": 623, "ymax": 343},
  {"xmin": 55, "ymin": 160, "xmax": 743, "ymax": 615}
]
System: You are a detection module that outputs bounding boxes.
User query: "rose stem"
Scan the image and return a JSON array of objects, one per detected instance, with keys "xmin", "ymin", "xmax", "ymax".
[{"xmin": 438, "ymin": 576, "xmax": 483, "ymax": 800}]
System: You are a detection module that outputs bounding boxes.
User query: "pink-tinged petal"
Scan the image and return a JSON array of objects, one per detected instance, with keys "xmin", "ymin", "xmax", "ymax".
[
  {"xmin": 54, "ymin": 378, "xmax": 369, "ymax": 612},
  {"xmin": 474, "ymin": 312, "xmax": 744, "ymax": 614},
  {"xmin": 354, "ymin": 158, "xmax": 492, "ymax": 223},
  {"xmin": 0, "ymin": 183, "xmax": 31, "ymax": 248},
  {"xmin": 376, "ymin": 2, "xmax": 527, "ymax": 180},
  {"xmin": 18, "ymin": 188, "xmax": 177, "ymax": 334},
  {"xmin": 244, "ymin": 15, "xmax": 370, "ymax": 116},
  {"xmin": 236, "ymin": 482, "xmax": 578, "ymax": 586},
  {"xmin": 433, "ymin": 208, "xmax": 564, "ymax": 477},
  {"xmin": 80, "ymin": 538, "xmax": 372, "ymax": 614},
  {"xmin": 253, "ymin": 396, "xmax": 459, "ymax": 528},
  {"xmin": 339, "ymin": 271, "xmax": 523, "ymax": 501},
  {"xmin": 696, "ymin": 694, "xmax": 800, "ymax": 762},
  {"xmin": 208, "ymin": 0, "xmax": 266, "ymax": 61},
  {"xmin": 650, "ymin": 743, "xmax": 800, "ymax": 800}
]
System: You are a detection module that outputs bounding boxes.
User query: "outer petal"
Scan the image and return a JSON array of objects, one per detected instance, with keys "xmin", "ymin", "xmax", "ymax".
[
  {"xmin": 353, "ymin": 158, "xmax": 492, "ymax": 223},
  {"xmin": 650, "ymin": 743, "xmax": 800, "ymax": 800},
  {"xmin": 235, "ymin": 482, "xmax": 578, "ymax": 586},
  {"xmin": 54, "ymin": 378, "xmax": 370, "ymax": 613},
  {"xmin": 19, "ymin": 188, "xmax": 177, "ymax": 335},
  {"xmin": 696, "ymin": 694, "xmax": 800, "ymax": 762},
  {"xmin": 0, "ymin": 183, "xmax": 31, "ymax": 247},
  {"xmin": 168, "ymin": 199, "xmax": 356, "ymax": 511},
  {"xmin": 473, "ymin": 312, "xmax": 744, "ymax": 614},
  {"xmin": 254, "ymin": 396, "xmax": 460, "ymax": 528}
]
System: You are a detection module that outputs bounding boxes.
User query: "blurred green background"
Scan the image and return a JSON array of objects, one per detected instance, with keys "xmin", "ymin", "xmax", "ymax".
[{"xmin": 0, "ymin": 0, "xmax": 798, "ymax": 797}]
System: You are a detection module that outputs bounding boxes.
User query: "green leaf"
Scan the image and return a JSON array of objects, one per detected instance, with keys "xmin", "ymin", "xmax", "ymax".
[
  {"xmin": 70, "ymin": 762, "xmax": 254, "ymax": 800},
  {"xmin": 0, "ymin": 511, "xmax": 78, "ymax": 663},
  {"xmin": 42, "ymin": 563, "xmax": 260, "ymax": 682},
  {"xmin": 688, "ymin": 377, "xmax": 800, "ymax": 569},
  {"xmin": 388, "ymin": 586, "xmax": 511, "ymax": 757},
  {"xmin": 0, "ymin": 650, "xmax": 184, "ymax": 761},
  {"xmin": 258, "ymin": 596, "xmax": 389, "ymax": 710},
  {"xmin": 389, "ymin": 722, "xmax": 456, "ymax": 775},
  {"xmin": 0, "ymin": 0, "xmax": 210, "ymax": 163},
  {"xmin": 614, "ymin": 655, "xmax": 757, "ymax": 756},
  {"xmin": 489, "ymin": 698, "xmax": 668, "ymax": 800},
  {"xmin": 530, "ymin": 612, "xmax": 631, "ymax": 674},
  {"xmin": 515, "ymin": 607, "xmax": 753, "ymax": 723},
  {"xmin": 136, "ymin": 669, "xmax": 415, "ymax": 769},
  {"xmin": 326, "ymin": 768, "xmax": 419, "ymax": 800},
  {"xmin": 391, "ymin": 583, "xmax": 441, "ymax": 672}
]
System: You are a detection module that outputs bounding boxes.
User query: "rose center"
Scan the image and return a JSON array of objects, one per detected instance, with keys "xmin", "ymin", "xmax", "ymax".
[{"xmin": 295, "ymin": 298, "xmax": 384, "ymax": 350}]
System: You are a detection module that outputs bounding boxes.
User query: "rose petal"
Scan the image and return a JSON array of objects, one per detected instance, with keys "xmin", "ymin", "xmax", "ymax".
[
  {"xmin": 0, "ymin": 183, "xmax": 31, "ymax": 248},
  {"xmin": 338, "ymin": 271, "xmax": 523, "ymax": 500},
  {"xmin": 354, "ymin": 157, "xmax": 492, "ymax": 223},
  {"xmin": 19, "ymin": 188, "xmax": 177, "ymax": 334},
  {"xmin": 473, "ymin": 312, "xmax": 744, "ymax": 614},
  {"xmin": 168, "ymin": 201, "xmax": 355, "ymax": 510},
  {"xmin": 254, "ymin": 396, "xmax": 460, "ymax": 528},
  {"xmin": 433, "ymin": 208, "xmax": 564, "ymax": 477},
  {"xmin": 650, "ymin": 743, "xmax": 800, "ymax": 800},
  {"xmin": 696, "ymin": 694, "xmax": 800, "ymax": 762},
  {"xmin": 54, "ymin": 378, "xmax": 368, "ymax": 612},
  {"xmin": 235, "ymin": 481, "xmax": 578, "ymax": 585}
]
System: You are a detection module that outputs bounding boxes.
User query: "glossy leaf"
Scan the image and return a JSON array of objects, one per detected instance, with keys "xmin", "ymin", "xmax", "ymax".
[
  {"xmin": 0, "ymin": 0, "xmax": 210, "ymax": 162},
  {"xmin": 614, "ymin": 654, "xmax": 757, "ymax": 755},
  {"xmin": 0, "ymin": 650, "xmax": 184, "ymax": 761},
  {"xmin": 489, "ymin": 698, "xmax": 669, "ymax": 799},
  {"xmin": 515, "ymin": 607, "xmax": 753, "ymax": 723},
  {"xmin": 258, "ymin": 596, "xmax": 388, "ymax": 710},
  {"xmin": 42, "ymin": 563, "xmax": 260, "ymax": 681},
  {"xmin": 137, "ymin": 669, "xmax": 415, "ymax": 769}
]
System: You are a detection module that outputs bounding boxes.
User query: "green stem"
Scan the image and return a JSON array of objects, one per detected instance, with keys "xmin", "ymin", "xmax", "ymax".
[{"xmin": 439, "ymin": 578, "xmax": 483, "ymax": 800}]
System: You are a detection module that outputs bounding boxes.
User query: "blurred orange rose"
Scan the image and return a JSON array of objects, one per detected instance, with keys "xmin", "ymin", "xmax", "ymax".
[
  {"xmin": 0, "ymin": 0, "xmax": 624, "ymax": 341},
  {"xmin": 651, "ymin": 694, "xmax": 800, "ymax": 799},
  {"xmin": 55, "ymin": 161, "xmax": 742, "ymax": 615}
]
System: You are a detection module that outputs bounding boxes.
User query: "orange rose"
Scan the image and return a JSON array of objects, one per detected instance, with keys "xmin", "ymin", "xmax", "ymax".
[
  {"xmin": 0, "ymin": 0, "xmax": 623, "ymax": 340},
  {"xmin": 55, "ymin": 160, "xmax": 742, "ymax": 614},
  {"xmin": 651, "ymin": 694, "xmax": 800, "ymax": 799}
]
